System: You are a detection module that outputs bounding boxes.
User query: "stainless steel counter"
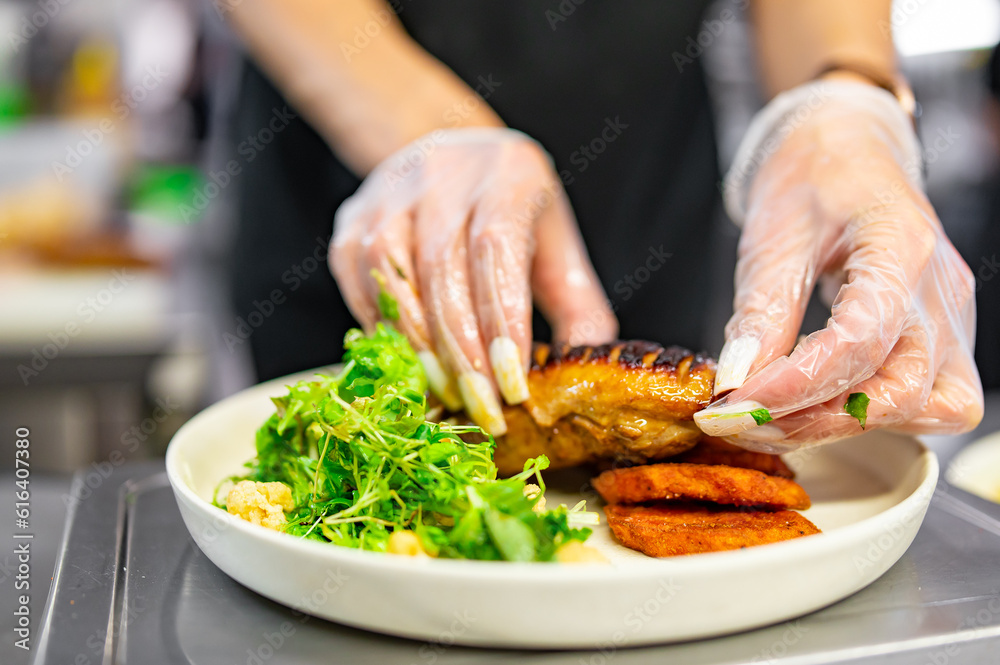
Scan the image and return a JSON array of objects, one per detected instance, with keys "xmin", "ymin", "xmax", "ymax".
[{"xmin": 8, "ymin": 395, "xmax": 1000, "ymax": 665}]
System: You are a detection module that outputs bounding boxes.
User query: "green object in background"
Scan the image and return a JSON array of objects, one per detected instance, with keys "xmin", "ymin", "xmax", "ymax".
[
  {"xmin": 0, "ymin": 84, "xmax": 30, "ymax": 126},
  {"xmin": 127, "ymin": 164, "xmax": 206, "ymax": 224}
]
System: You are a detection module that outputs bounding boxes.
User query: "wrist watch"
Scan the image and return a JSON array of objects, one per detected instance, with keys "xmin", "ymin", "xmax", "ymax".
[{"xmin": 815, "ymin": 62, "xmax": 918, "ymax": 126}]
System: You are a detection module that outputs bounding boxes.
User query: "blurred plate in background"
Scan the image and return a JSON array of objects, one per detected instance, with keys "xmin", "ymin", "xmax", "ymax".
[{"xmin": 946, "ymin": 432, "xmax": 1000, "ymax": 504}]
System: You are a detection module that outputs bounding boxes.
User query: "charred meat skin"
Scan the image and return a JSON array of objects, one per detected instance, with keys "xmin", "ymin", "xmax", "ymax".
[{"xmin": 495, "ymin": 341, "xmax": 716, "ymax": 475}]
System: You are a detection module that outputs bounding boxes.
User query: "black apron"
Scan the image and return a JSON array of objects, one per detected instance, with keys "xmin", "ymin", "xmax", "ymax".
[{"xmin": 229, "ymin": 0, "xmax": 720, "ymax": 381}]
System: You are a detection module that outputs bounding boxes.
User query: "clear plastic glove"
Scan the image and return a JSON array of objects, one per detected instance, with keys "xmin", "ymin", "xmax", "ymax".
[
  {"xmin": 330, "ymin": 128, "xmax": 617, "ymax": 435},
  {"xmin": 695, "ymin": 79, "xmax": 984, "ymax": 451}
]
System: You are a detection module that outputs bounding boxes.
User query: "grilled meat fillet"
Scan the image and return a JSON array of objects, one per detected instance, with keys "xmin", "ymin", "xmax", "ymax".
[
  {"xmin": 495, "ymin": 341, "xmax": 715, "ymax": 475},
  {"xmin": 604, "ymin": 503, "xmax": 821, "ymax": 557},
  {"xmin": 592, "ymin": 462, "xmax": 811, "ymax": 510}
]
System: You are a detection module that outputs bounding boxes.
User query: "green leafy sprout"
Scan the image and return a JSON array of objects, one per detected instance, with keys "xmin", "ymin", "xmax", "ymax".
[
  {"xmin": 370, "ymin": 269, "xmax": 400, "ymax": 321},
  {"xmin": 706, "ymin": 407, "xmax": 773, "ymax": 426},
  {"xmin": 216, "ymin": 323, "xmax": 593, "ymax": 562},
  {"xmin": 844, "ymin": 392, "xmax": 870, "ymax": 429}
]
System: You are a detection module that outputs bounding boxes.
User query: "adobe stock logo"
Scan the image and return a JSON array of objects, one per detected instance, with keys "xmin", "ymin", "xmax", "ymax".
[
  {"xmin": 50, "ymin": 66, "xmax": 168, "ymax": 181},
  {"xmin": 672, "ymin": 1, "xmax": 749, "ymax": 73},
  {"xmin": 612, "ymin": 245, "xmax": 673, "ymax": 303},
  {"xmin": 545, "ymin": 0, "xmax": 586, "ymax": 30},
  {"xmin": 17, "ymin": 269, "xmax": 137, "ymax": 385},
  {"xmin": 222, "ymin": 236, "xmax": 330, "ymax": 352}
]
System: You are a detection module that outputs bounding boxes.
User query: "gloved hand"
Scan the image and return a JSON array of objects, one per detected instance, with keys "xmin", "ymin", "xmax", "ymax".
[
  {"xmin": 695, "ymin": 78, "xmax": 984, "ymax": 451},
  {"xmin": 330, "ymin": 128, "xmax": 617, "ymax": 435}
]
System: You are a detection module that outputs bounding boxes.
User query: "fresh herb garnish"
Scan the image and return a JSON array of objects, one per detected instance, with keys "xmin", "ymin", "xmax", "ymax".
[
  {"xmin": 370, "ymin": 269, "xmax": 400, "ymax": 321},
  {"xmin": 845, "ymin": 392, "xmax": 870, "ymax": 429},
  {"xmin": 705, "ymin": 407, "xmax": 773, "ymax": 426},
  {"xmin": 377, "ymin": 291, "xmax": 399, "ymax": 322},
  {"xmin": 219, "ymin": 323, "xmax": 592, "ymax": 561}
]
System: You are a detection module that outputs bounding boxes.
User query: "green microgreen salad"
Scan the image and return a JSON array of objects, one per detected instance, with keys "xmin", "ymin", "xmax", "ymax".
[
  {"xmin": 215, "ymin": 324, "xmax": 596, "ymax": 562},
  {"xmin": 370, "ymin": 269, "xmax": 400, "ymax": 321}
]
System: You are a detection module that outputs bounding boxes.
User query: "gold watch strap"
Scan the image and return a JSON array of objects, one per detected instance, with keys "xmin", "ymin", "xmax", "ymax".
[{"xmin": 814, "ymin": 62, "xmax": 917, "ymax": 123}]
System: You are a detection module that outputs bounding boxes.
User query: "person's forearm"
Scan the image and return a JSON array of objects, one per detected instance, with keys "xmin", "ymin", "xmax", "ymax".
[
  {"xmin": 225, "ymin": 0, "xmax": 504, "ymax": 175},
  {"xmin": 751, "ymin": 0, "xmax": 897, "ymax": 98}
]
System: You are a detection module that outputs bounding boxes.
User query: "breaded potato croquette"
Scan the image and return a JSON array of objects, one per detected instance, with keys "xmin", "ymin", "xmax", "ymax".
[
  {"xmin": 604, "ymin": 503, "xmax": 820, "ymax": 557},
  {"xmin": 670, "ymin": 437, "xmax": 795, "ymax": 479},
  {"xmin": 592, "ymin": 462, "xmax": 811, "ymax": 510}
]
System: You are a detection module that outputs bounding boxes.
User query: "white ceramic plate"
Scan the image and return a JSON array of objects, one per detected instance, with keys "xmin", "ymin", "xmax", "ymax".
[
  {"xmin": 946, "ymin": 431, "xmax": 1000, "ymax": 503},
  {"xmin": 166, "ymin": 370, "xmax": 938, "ymax": 649}
]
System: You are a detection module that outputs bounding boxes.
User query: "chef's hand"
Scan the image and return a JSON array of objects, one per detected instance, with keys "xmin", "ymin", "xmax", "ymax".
[
  {"xmin": 695, "ymin": 77, "xmax": 983, "ymax": 450},
  {"xmin": 330, "ymin": 128, "xmax": 617, "ymax": 435}
]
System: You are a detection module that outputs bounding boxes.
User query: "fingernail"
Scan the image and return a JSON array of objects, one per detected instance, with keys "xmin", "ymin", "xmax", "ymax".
[
  {"xmin": 489, "ymin": 337, "xmax": 530, "ymax": 405},
  {"xmin": 458, "ymin": 371, "xmax": 507, "ymax": 436},
  {"xmin": 694, "ymin": 400, "xmax": 769, "ymax": 437},
  {"xmin": 418, "ymin": 351, "xmax": 463, "ymax": 411},
  {"xmin": 714, "ymin": 336, "xmax": 761, "ymax": 394},
  {"xmin": 731, "ymin": 424, "xmax": 786, "ymax": 444}
]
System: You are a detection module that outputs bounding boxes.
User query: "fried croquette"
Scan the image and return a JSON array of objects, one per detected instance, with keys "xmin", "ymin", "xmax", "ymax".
[
  {"xmin": 592, "ymin": 462, "xmax": 811, "ymax": 510},
  {"xmin": 604, "ymin": 503, "xmax": 821, "ymax": 557}
]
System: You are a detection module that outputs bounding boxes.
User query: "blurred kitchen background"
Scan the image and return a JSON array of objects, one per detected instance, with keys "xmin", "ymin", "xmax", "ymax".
[{"xmin": 0, "ymin": 0, "xmax": 999, "ymax": 475}]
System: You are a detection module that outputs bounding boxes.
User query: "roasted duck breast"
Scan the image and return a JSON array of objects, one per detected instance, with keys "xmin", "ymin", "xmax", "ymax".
[{"xmin": 494, "ymin": 341, "xmax": 716, "ymax": 475}]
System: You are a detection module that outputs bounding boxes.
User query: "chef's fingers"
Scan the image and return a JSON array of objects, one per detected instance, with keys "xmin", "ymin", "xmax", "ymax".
[
  {"xmin": 356, "ymin": 207, "xmax": 463, "ymax": 410},
  {"xmin": 357, "ymin": 208, "xmax": 428, "ymax": 341},
  {"xmin": 697, "ymin": 207, "xmax": 936, "ymax": 436},
  {"xmin": 330, "ymin": 197, "xmax": 380, "ymax": 330},
  {"xmin": 468, "ymin": 183, "xmax": 537, "ymax": 405},
  {"xmin": 891, "ymin": 354, "xmax": 983, "ymax": 434},
  {"xmin": 714, "ymin": 203, "xmax": 820, "ymax": 394},
  {"xmin": 892, "ymin": 238, "xmax": 982, "ymax": 434},
  {"xmin": 415, "ymin": 192, "xmax": 507, "ymax": 436},
  {"xmin": 720, "ymin": 326, "xmax": 933, "ymax": 451},
  {"xmin": 532, "ymin": 190, "xmax": 618, "ymax": 346}
]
